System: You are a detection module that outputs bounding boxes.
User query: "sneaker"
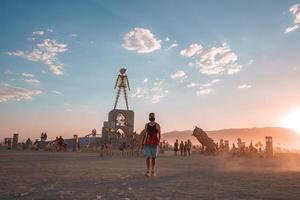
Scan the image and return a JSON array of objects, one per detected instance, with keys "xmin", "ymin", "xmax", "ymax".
[
  {"xmin": 151, "ymin": 171, "xmax": 156, "ymax": 177},
  {"xmin": 145, "ymin": 171, "xmax": 151, "ymax": 177}
]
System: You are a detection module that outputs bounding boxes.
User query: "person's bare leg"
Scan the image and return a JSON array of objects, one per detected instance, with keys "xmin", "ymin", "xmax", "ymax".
[
  {"xmin": 151, "ymin": 157, "xmax": 156, "ymax": 175},
  {"xmin": 145, "ymin": 157, "xmax": 151, "ymax": 176},
  {"xmin": 146, "ymin": 157, "xmax": 150, "ymax": 172},
  {"xmin": 145, "ymin": 157, "xmax": 151, "ymax": 177}
]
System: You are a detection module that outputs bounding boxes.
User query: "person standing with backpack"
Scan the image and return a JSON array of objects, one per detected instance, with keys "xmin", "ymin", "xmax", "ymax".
[{"xmin": 142, "ymin": 113, "xmax": 161, "ymax": 177}]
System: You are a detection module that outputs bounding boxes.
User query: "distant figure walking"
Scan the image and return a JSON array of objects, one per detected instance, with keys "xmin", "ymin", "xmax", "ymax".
[
  {"xmin": 174, "ymin": 139, "xmax": 179, "ymax": 156},
  {"xmin": 179, "ymin": 141, "xmax": 184, "ymax": 156},
  {"xmin": 58, "ymin": 136, "xmax": 64, "ymax": 147},
  {"xmin": 57, "ymin": 136, "xmax": 66, "ymax": 151},
  {"xmin": 142, "ymin": 113, "xmax": 161, "ymax": 177},
  {"xmin": 187, "ymin": 139, "xmax": 192, "ymax": 156},
  {"xmin": 184, "ymin": 141, "xmax": 188, "ymax": 156}
]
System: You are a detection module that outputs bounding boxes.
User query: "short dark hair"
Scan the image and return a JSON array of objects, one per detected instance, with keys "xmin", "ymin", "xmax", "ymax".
[{"xmin": 149, "ymin": 112, "xmax": 155, "ymax": 117}]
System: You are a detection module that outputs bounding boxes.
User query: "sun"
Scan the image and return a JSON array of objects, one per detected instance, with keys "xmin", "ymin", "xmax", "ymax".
[{"xmin": 280, "ymin": 108, "xmax": 300, "ymax": 132}]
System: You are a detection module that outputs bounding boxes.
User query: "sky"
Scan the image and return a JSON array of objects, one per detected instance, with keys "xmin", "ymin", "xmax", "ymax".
[{"xmin": 0, "ymin": 0, "xmax": 300, "ymax": 141}]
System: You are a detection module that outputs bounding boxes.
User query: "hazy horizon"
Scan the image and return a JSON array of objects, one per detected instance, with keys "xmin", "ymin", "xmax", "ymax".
[{"xmin": 2, "ymin": 126, "xmax": 298, "ymax": 144}]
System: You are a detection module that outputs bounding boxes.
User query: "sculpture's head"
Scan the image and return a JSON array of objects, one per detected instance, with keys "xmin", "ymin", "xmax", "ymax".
[
  {"xmin": 193, "ymin": 126, "xmax": 204, "ymax": 137},
  {"xmin": 120, "ymin": 68, "xmax": 127, "ymax": 74}
]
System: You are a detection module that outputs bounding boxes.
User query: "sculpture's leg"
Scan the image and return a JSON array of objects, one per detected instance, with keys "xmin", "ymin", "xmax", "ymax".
[
  {"xmin": 124, "ymin": 88, "xmax": 129, "ymax": 110},
  {"xmin": 114, "ymin": 88, "xmax": 121, "ymax": 109}
]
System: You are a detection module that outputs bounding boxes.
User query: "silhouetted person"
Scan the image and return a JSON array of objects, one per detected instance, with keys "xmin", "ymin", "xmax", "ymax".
[
  {"xmin": 25, "ymin": 138, "xmax": 32, "ymax": 150},
  {"xmin": 34, "ymin": 139, "xmax": 39, "ymax": 150},
  {"xmin": 142, "ymin": 112, "xmax": 161, "ymax": 177},
  {"xmin": 184, "ymin": 141, "xmax": 188, "ymax": 156},
  {"xmin": 26, "ymin": 138, "xmax": 32, "ymax": 146},
  {"xmin": 232, "ymin": 143, "xmax": 237, "ymax": 157},
  {"xmin": 58, "ymin": 136, "xmax": 64, "ymax": 148},
  {"xmin": 187, "ymin": 139, "xmax": 192, "ymax": 156},
  {"xmin": 179, "ymin": 141, "xmax": 184, "ymax": 156},
  {"xmin": 174, "ymin": 139, "xmax": 179, "ymax": 156}
]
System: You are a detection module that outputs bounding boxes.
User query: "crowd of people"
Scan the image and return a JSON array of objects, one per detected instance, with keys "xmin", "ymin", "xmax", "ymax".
[
  {"xmin": 18, "ymin": 135, "xmax": 67, "ymax": 151},
  {"xmin": 170, "ymin": 137, "xmax": 271, "ymax": 158},
  {"xmin": 173, "ymin": 139, "xmax": 193, "ymax": 156},
  {"xmin": 53, "ymin": 136, "xmax": 67, "ymax": 151}
]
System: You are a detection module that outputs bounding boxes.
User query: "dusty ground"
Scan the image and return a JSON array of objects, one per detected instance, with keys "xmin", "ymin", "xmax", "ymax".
[{"xmin": 1, "ymin": 151, "xmax": 300, "ymax": 200}]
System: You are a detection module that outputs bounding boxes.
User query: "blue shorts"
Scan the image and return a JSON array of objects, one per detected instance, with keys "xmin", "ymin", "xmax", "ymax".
[{"xmin": 144, "ymin": 145, "xmax": 158, "ymax": 158}]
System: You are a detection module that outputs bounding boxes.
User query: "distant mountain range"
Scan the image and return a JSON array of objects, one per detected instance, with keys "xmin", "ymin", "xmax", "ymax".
[{"xmin": 161, "ymin": 127, "xmax": 300, "ymax": 149}]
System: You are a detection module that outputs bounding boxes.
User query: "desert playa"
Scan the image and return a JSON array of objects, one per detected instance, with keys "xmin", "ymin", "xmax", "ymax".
[{"xmin": 1, "ymin": 151, "xmax": 300, "ymax": 200}]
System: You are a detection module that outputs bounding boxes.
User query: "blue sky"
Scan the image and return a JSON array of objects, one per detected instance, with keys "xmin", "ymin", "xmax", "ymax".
[{"xmin": 1, "ymin": 0, "xmax": 300, "ymax": 140}]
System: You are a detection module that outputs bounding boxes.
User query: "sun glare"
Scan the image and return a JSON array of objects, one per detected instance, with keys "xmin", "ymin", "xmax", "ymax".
[{"xmin": 281, "ymin": 108, "xmax": 300, "ymax": 132}]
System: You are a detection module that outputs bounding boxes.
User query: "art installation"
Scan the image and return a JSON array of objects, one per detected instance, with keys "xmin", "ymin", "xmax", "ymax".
[{"xmin": 101, "ymin": 68, "xmax": 135, "ymax": 145}]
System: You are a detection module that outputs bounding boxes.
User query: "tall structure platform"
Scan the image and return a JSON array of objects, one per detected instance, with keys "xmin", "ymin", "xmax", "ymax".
[
  {"xmin": 102, "ymin": 109, "xmax": 134, "ymax": 142},
  {"xmin": 101, "ymin": 68, "xmax": 134, "ymax": 144}
]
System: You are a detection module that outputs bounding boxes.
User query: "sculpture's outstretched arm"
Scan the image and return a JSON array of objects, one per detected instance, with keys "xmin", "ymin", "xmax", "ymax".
[
  {"xmin": 114, "ymin": 75, "xmax": 120, "ymax": 89},
  {"xmin": 126, "ymin": 76, "xmax": 130, "ymax": 91}
]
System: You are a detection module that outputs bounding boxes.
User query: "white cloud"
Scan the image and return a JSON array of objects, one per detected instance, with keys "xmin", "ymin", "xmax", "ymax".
[
  {"xmin": 24, "ymin": 79, "xmax": 40, "ymax": 83},
  {"xmin": 69, "ymin": 33, "xmax": 78, "ymax": 37},
  {"xmin": 186, "ymin": 82, "xmax": 197, "ymax": 88},
  {"xmin": 170, "ymin": 70, "xmax": 187, "ymax": 79},
  {"xmin": 196, "ymin": 88, "xmax": 212, "ymax": 96},
  {"xmin": 6, "ymin": 39, "xmax": 68, "ymax": 75},
  {"xmin": 0, "ymin": 82, "xmax": 42, "ymax": 103},
  {"xmin": 152, "ymin": 94, "xmax": 166, "ymax": 104},
  {"xmin": 150, "ymin": 81, "xmax": 168, "ymax": 103},
  {"xmin": 186, "ymin": 42, "xmax": 242, "ymax": 75},
  {"xmin": 290, "ymin": 3, "xmax": 300, "ymax": 23},
  {"xmin": 143, "ymin": 78, "xmax": 148, "ymax": 83},
  {"xmin": 151, "ymin": 81, "xmax": 163, "ymax": 92},
  {"xmin": 27, "ymin": 37, "xmax": 36, "ymax": 41},
  {"xmin": 122, "ymin": 27, "xmax": 161, "ymax": 53},
  {"xmin": 202, "ymin": 79, "xmax": 220, "ymax": 87},
  {"xmin": 211, "ymin": 79, "xmax": 220, "ymax": 84},
  {"xmin": 22, "ymin": 73, "xmax": 35, "ymax": 78},
  {"xmin": 6, "ymin": 51, "xmax": 25, "ymax": 57},
  {"xmin": 185, "ymin": 79, "xmax": 220, "ymax": 96},
  {"xmin": 180, "ymin": 43, "xmax": 203, "ymax": 57},
  {"xmin": 132, "ymin": 80, "xmax": 168, "ymax": 103},
  {"xmin": 33, "ymin": 31, "xmax": 44, "ymax": 36},
  {"xmin": 132, "ymin": 87, "xmax": 148, "ymax": 98},
  {"xmin": 227, "ymin": 63, "xmax": 242, "ymax": 75},
  {"xmin": 238, "ymin": 84, "xmax": 252, "ymax": 89},
  {"xmin": 169, "ymin": 43, "xmax": 178, "ymax": 48},
  {"xmin": 285, "ymin": 3, "xmax": 300, "ymax": 33},
  {"xmin": 285, "ymin": 25, "xmax": 299, "ymax": 33},
  {"xmin": 52, "ymin": 90, "xmax": 63, "ymax": 95}
]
